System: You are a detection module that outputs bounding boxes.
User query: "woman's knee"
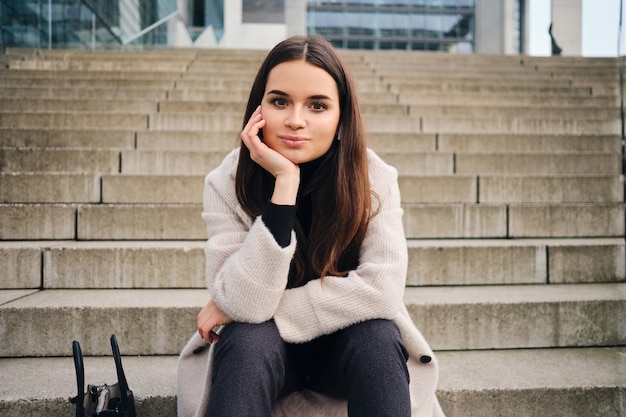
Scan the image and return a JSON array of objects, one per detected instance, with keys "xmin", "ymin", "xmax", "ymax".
[
  {"xmin": 208, "ymin": 321, "xmax": 287, "ymax": 416},
  {"xmin": 337, "ymin": 319, "xmax": 409, "ymax": 379},
  {"xmin": 213, "ymin": 321, "xmax": 287, "ymax": 376},
  {"xmin": 340, "ymin": 319, "xmax": 406, "ymax": 353},
  {"xmin": 219, "ymin": 321, "xmax": 283, "ymax": 351}
]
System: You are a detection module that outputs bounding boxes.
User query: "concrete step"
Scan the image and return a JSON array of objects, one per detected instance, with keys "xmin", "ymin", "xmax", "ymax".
[
  {"xmin": 0, "ymin": 69, "xmax": 183, "ymax": 80},
  {"xmin": 420, "ymin": 116, "xmax": 620, "ymax": 135},
  {"xmin": 166, "ymin": 88, "xmax": 249, "ymax": 102},
  {"xmin": 0, "ymin": 148, "xmax": 120, "ymax": 173},
  {"xmin": 366, "ymin": 51, "xmax": 616, "ymax": 66},
  {"xmin": 75, "ymin": 204, "xmax": 203, "ymax": 240},
  {"xmin": 368, "ymin": 133, "xmax": 435, "ymax": 150},
  {"xmin": 476, "ymin": 175, "xmax": 624, "ymax": 203},
  {"xmin": 173, "ymin": 78, "xmax": 254, "ymax": 92},
  {"xmin": 399, "ymin": 175, "xmax": 623, "ymax": 204},
  {"xmin": 0, "ymin": 240, "xmax": 205, "ymax": 289},
  {"xmin": 454, "ymin": 152, "xmax": 622, "ymax": 175},
  {"xmin": 0, "ymin": 77, "xmax": 175, "ymax": 89},
  {"xmin": 0, "ymin": 53, "xmax": 24, "ymax": 66},
  {"xmin": 437, "ymin": 134, "xmax": 621, "ymax": 153},
  {"xmin": 435, "ymin": 347, "xmax": 626, "ymax": 417},
  {"xmin": 1, "ymin": 347, "xmax": 623, "ymax": 417},
  {"xmin": 398, "ymin": 92, "xmax": 619, "ymax": 107},
  {"xmin": 388, "ymin": 82, "xmax": 615, "ymax": 97},
  {"xmin": 0, "ymin": 204, "xmax": 76, "ymax": 240},
  {"xmin": 157, "ymin": 100, "xmax": 247, "ymax": 114},
  {"xmin": 393, "ymin": 74, "xmax": 618, "ymax": 86},
  {"xmin": 0, "ymin": 128, "xmax": 135, "ymax": 149},
  {"xmin": 402, "ymin": 203, "xmax": 624, "ymax": 238},
  {"xmin": 102, "ymin": 175, "xmax": 204, "ymax": 203},
  {"xmin": 406, "ymin": 238, "xmax": 625, "ymax": 286},
  {"xmin": 407, "ymin": 283, "xmax": 626, "ymax": 350},
  {"xmin": 119, "ymin": 150, "xmax": 228, "ymax": 174},
  {"xmin": 0, "ymin": 173, "xmax": 101, "ymax": 203},
  {"xmin": 135, "ymin": 131, "xmax": 238, "ymax": 151},
  {"xmin": 7, "ymin": 59, "xmax": 190, "ymax": 72},
  {"xmin": 409, "ymin": 105, "xmax": 619, "ymax": 119},
  {"xmin": 0, "ymin": 86, "xmax": 168, "ymax": 100},
  {"xmin": 2, "ymin": 238, "xmax": 622, "ymax": 290},
  {"xmin": 1, "ymin": 171, "xmax": 611, "ymax": 205},
  {"xmin": 0, "ymin": 98, "xmax": 157, "ymax": 113},
  {"xmin": 384, "ymin": 151, "xmax": 621, "ymax": 175},
  {"xmin": 179, "ymin": 69, "xmax": 265, "ymax": 80},
  {"xmin": 0, "ymin": 283, "xmax": 623, "ymax": 356},
  {"xmin": 379, "ymin": 68, "xmax": 618, "ymax": 81},
  {"xmin": 370, "ymin": 54, "xmax": 615, "ymax": 66},
  {"xmin": 4, "ymin": 48, "xmax": 198, "ymax": 60},
  {"xmin": 382, "ymin": 74, "xmax": 573, "ymax": 85},
  {"xmin": 507, "ymin": 203, "xmax": 626, "ymax": 237},
  {"xmin": 0, "ymin": 113, "xmax": 148, "ymax": 129},
  {"xmin": 1, "ymin": 202, "xmax": 621, "ymax": 240},
  {"xmin": 0, "ymin": 354, "xmax": 179, "ymax": 417},
  {"xmin": 149, "ymin": 113, "xmax": 240, "ymax": 131}
]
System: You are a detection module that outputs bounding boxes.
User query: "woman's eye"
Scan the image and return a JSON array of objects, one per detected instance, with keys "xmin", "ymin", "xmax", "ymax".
[
  {"xmin": 310, "ymin": 102, "xmax": 327, "ymax": 111},
  {"xmin": 271, "ymin": 98, "xmax": 288, "ymax": 107}
]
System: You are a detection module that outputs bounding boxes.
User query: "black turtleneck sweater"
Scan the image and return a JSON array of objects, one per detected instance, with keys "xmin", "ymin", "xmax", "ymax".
[{"xmin": 261, "ymin": 156, "xmax": 323, "ymax": 248}]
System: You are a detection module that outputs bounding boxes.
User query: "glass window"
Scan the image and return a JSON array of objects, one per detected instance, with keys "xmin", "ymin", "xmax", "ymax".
[
  {"xmin": 307, "ymin": 0, "xmax": 475, "ymax": 53},
  {"xmin": 242, "ymin": 0, "xmax": 285, "ymax": 24}
]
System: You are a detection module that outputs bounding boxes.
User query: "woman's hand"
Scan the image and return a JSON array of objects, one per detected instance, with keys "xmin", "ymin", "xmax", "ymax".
[
  {"xmin": 241, "ymin": 106, "xmax": 300, "ymax": 205},
  {"xmin": 197, "ymin": 300, "xmax": 233, "ymax": 343},
  {"xmin": 241, "ymin": 105, "xmax": 297, "ymax": 178}
]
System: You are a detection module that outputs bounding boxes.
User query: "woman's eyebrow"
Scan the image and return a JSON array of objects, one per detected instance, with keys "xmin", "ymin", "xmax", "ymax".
[
  {"xmin": 266, "ymin": 90, "xmax": 333, "ymax": 101},
  {"xmin": 267, "ymin": 89, "xmax": 288, "ymax": 96},
  {"xmin": 309, "ymin": 94, "xmax": 333, "ymax": 101}
]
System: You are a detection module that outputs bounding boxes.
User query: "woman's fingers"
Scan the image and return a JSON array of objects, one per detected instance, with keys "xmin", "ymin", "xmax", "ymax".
[
  {"xmin": 197, "ymin": 300, "xmax": 232, "ymax": 343},
  {"xmin": 241, "ymin": 105, "xmax": 265, "ymax": 151},
  {"xmin": 208, "ymin": 330, "xmax": 220, "ymax": 343},
  {"xmin": 241, "ymin": 106, "xmax": 299, "ymax": 179}
]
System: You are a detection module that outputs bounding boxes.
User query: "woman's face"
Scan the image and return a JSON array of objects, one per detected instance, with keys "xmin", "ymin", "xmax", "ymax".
[{"xmin": 260, "ymin": 60, "xmax": 341, "ymax": 165}]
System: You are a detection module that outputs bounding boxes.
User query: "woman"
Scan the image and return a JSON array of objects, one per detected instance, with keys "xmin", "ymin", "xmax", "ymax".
[{"xmin": 177, "ymin": 34, "xmax": 444, "ymax": 417}]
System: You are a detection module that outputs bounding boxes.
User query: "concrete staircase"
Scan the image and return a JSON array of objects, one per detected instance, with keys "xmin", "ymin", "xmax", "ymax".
[{"xmin": 0, "ymin": 47, "xmax": 624, "ymax": 417}]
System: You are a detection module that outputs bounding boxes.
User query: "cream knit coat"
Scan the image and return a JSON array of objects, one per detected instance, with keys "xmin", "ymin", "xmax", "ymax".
[{"xmin": 177, "ymin": 148, "xmax": 445, "ymax": 417}]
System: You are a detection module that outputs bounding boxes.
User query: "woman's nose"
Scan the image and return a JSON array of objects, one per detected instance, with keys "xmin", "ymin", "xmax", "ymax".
[{"xmin": 285, "ymin": 108, "xmax": 306, "ymax": 129}]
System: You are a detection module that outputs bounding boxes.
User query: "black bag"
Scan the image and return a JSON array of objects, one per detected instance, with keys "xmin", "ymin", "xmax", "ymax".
[{"xmin": 71, "ymin": 334, "xmax": 136, "ymax": 417}]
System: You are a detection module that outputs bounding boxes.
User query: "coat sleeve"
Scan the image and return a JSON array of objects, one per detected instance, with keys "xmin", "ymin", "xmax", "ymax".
[
  {"xmin": 273, "ymin": 152, "xmax": 408, "ymax": 343},
  {"xmin": 201, "ymin": 154, "xmax": 297, "ymax": 323}
]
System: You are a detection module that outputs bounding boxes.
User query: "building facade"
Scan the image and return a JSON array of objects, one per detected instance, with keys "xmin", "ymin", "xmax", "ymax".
[
  {"xmin": 306, "ymin": 0, "xmax": 475, "ymax": 53},
  {"xmin": 0, "ymin": 0, "xmax": 582, "ymax": 55}
]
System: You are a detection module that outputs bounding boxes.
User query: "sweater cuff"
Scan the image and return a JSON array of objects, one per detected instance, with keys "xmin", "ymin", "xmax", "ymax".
[{"xmin": 262, "ymin": 202, "xmax": 297, "ymax": 248}]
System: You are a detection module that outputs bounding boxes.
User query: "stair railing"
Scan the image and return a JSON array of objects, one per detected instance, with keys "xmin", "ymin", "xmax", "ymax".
[
  {"xmin": 120, "ymin": 11, "xmax": 190, "ymax": 49},
  {"xmin": 80, "ymin": 0, "xmax": 193, "ymax": 49}
]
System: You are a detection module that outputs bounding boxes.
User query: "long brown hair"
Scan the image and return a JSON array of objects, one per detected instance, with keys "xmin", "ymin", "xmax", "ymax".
[{"xmin": 235, "ymin": 34, "xmax": 372, "ymax": 286}]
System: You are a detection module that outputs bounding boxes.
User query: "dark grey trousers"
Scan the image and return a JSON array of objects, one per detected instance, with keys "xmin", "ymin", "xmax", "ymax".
[{"xmin": 206, "ymin": 319, "xmax": 411, "ymax": 417}]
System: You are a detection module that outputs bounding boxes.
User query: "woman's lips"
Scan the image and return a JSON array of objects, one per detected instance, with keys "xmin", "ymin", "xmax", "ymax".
[{"xmin": 280, "ymin": 135, "xmax": 308, "ymax": 146}]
